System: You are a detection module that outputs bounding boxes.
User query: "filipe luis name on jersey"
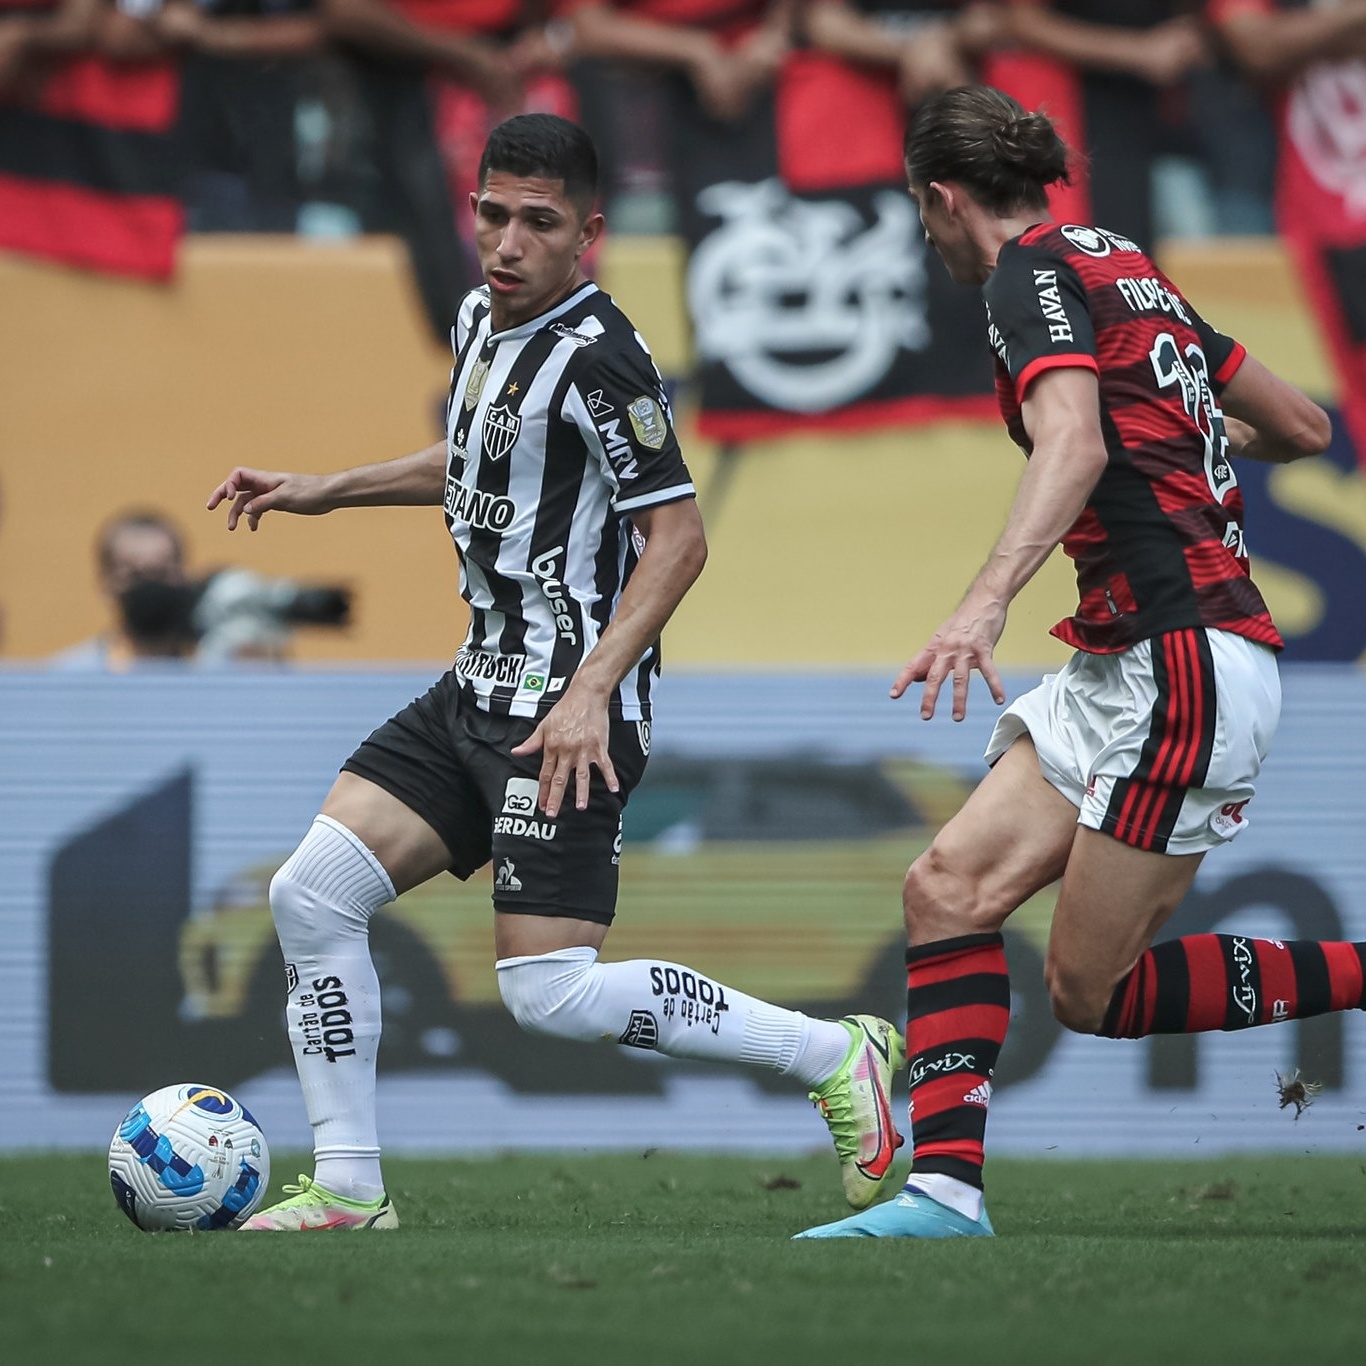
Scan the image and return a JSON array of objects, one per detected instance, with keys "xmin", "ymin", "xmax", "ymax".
[{"xmin": 1113, "ymin": 275, "xmax": 1194, "ymax": 325}]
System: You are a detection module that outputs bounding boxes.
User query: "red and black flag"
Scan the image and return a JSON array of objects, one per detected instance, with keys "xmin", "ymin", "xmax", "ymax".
[
  {"xmin": 1274, "ymin": 62, "xmax": 1366, "ymax": 470},
  {"xmin": 674, "ymin": 53, "xmax": 995, "ymax": 442},
  {"xmin": 672, "ymin": 40, "xmax": 1089, "ymax": 442},
  {"xmin": 1208, "ymin": 0, "xmax": 1366, "ymax": 469},
  {"xmin": 0, "ymin": 7, "xmax": 182, "ymax": 279}
]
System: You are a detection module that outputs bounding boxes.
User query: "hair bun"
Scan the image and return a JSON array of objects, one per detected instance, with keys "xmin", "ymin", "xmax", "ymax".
[
  {"xmin": 990, "ymin": 118, "xmax": 1019, "ymax": 163},
  {"xmin": 905, "ymin": 85, "xmax": 1073, "ymax": 212}
]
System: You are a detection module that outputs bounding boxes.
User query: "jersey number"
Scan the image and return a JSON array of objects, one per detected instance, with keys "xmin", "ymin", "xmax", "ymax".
[{"xmin": 1148, "ymin": 332, "xmax": 1237, "ymax": 506}]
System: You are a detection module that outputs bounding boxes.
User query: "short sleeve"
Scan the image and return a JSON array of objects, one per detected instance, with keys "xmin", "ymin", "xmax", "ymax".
[
  {"xmin": 564, "ymin": 341, "xmax": 695, "ymax": 514},
  {"xmin": 984, "ymin": 242, "xmax": 1099, "ymax": 402},
  {"xmin": 1191, "ymin": 311, "xmax": 1247, "ymax": 390}
]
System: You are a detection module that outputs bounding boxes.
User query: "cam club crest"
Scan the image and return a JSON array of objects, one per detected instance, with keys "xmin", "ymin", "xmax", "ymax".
[{"xmin": 481, "ymin": 404, "xmax": 522, "ymax": 461}]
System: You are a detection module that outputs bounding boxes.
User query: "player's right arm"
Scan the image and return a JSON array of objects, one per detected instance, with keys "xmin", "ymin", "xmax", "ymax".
[
  {"xmin": 206, "ymin": 441, "xmax": 447, "ymax": 531},
  {"xmin": 893, "ymin": 241, "xmax": 1106, "ymax": 721},
  {"xmin": 892, "ymin": 366, "xmax": 1108, "ymax": 721}
]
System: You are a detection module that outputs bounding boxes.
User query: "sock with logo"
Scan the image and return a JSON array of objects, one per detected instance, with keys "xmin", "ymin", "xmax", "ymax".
[
  {"xmin": 495, "ymin": 947, "xmax": 852, "ymax": 1086},
  {"xmin": 1100, "ymin": 935, "xmax": 1366, "ymax": 1037},
  {"xmin": 904, "ymin": 932, "xmax": 1011, "ymax": 1191},
  {"xmin": 270, "ymin": 815, "xmax": 395, "ymax": 1203}
]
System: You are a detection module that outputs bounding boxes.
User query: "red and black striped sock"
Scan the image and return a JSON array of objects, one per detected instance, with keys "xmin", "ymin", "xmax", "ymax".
[
  {"xmin": 1100, "ymin": 934, "xmax": 1366, "ymax": 1037},
  {"xmin": 905, "ymin": 932, "xmax": 1010, "ymax": 1191}
]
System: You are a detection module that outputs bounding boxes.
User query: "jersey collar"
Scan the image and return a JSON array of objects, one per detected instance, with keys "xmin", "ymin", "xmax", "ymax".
[{"xmin": 486, "ymin": 281, "xmax": 599, "ymax": 344}]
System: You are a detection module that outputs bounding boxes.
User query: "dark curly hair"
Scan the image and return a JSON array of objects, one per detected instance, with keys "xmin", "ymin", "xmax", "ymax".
[{"xmin": 904, "ymin": 86, "xmax": 1072, "ymax": 215}]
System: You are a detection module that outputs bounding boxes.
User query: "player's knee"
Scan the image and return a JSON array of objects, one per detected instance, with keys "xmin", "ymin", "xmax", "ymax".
[
  {"xmin": 268, "ymin": 860, "xmax": 368, "ymax": 958},
  {"xmin": 268, "ymin": 864, "xmax": 322, "ymax": 953},
  {"xmin": 495, "ymin": 948, "xmax": 599, "ymax": 1039},
  {"xmin": 1044, "ymin": 958, "xmax": 1110, "ymax": 1034},
  {"xmin": 269, "ymin": 819, "xmax": 388, "ymax": 953},
  {"xmin": 902, "ymin": 845, "xmax": 1001, "ymax": 941}
]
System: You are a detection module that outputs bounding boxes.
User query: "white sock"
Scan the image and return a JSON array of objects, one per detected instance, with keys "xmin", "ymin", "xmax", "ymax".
[
  {"xmin": 790, "ymin": 1021, "xmax": 855, "ymax": 1088},
  {"xmin": 270, "ymin": 815, "xmax": 395, "ymax": 1203},
  {"xmin": 495, "ymin": 947, "xmax": 851, "ymax": 1086},
  {"xmin": 905, "ymin": 1172, "xmax": 984, "ymax": 1221}
]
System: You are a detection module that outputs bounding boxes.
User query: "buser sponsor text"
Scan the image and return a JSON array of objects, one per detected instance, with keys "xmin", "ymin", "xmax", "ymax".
[{"xmin": 531, "ymin": 546, "xmax": 579, "ymax": 645}]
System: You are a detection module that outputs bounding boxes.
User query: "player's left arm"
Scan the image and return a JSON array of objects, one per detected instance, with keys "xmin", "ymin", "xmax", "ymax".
[
  {"xmin": 511, "ymin": 496, "xmax": 706, "ymax": 818},
  {"xmin": 1187, "ymin": 305, "xmax": 1332, "ymax": 463},
  {"xmin": 511, "ymin": 341, "xmax": 700, "ymax": 817},
  {"xmin": 1218, "ymin": 355, "xmax": 1331, "ymax": 463}
]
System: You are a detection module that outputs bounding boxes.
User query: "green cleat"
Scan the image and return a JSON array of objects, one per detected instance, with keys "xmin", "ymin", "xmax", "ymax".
[
  {"xmin": 809, "ymin": 1015, "xmax": 906, "ymax": 1209},
  {"xmin": 239, "ymin": 1175, "xmax": 399, "ymax": 1231}
]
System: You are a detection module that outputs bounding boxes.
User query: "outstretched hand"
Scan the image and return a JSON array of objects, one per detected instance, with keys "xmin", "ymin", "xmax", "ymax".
[
  {"xmin": 206, "ymin": 467, "xmax": 330, "ymax": 531},
  {"xmin": 510, "ymin": 688, "xmax": 618, "ymax": 820},
  {"xmin": 891, "ymin": 600, "xmax": 1007, "ymax": 721}
]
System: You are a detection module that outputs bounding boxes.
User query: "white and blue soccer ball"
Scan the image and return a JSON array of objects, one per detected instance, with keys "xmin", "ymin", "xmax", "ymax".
[{"xmin": 109, "ymin": 1083, "xmax": 271, "ymax": 1232}]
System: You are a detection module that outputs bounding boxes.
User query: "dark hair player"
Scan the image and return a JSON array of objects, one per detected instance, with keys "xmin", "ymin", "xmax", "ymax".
[{"xmin": 209, "ymin": 114, "xmax": 906, "ymax": 1231}]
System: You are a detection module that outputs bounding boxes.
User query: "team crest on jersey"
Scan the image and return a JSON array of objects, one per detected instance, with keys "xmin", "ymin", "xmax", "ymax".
[
  {"xmin": 1060, "ymin": 224, "xmax": 1142, "ymax": 259},
  {"xmin": 1060, "ymin": 224, "xmax": 1110, "ymax": 257},
  {"xmin": 463, "ymin": 359, "xmax": 490, "ymax": 411},
  {"xmin": 482, "ymin": 404, "xmax": 522, "ymax": 461},
  {"xmin": 627, "ymin": 396, "xmax": 667, "ymax": 450}
]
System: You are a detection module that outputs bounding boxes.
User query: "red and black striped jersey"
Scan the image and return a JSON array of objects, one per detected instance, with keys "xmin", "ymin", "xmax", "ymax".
[{"xmin": 983, "ymin": 221, "xmax": 1282, "ymax": 654}]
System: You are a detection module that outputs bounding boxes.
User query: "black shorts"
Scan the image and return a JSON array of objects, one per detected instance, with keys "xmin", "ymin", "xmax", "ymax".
[{"xmin": 340, "ymin": 670, "xmax": 650, "ymax": 925}]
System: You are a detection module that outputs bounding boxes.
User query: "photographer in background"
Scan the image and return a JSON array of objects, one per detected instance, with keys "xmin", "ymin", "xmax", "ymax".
[
  {"xmin": 51, "ymin": 507, "xmax": 351, "ymax": 668},
  {"xmin": 52, "ymin": 509, "xmax": 196, "ymax": 669}
]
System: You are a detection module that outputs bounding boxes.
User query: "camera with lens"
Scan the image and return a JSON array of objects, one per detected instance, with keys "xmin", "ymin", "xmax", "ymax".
[{"xmin": 118, "ymin": 569, "xmax": 351, "ymax": 661}]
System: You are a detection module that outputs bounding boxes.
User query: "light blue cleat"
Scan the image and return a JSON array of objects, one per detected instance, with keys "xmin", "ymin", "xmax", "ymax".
[{"xmin": 792, "ymin": 1186, "xmax": 995, "ymax": 1240}]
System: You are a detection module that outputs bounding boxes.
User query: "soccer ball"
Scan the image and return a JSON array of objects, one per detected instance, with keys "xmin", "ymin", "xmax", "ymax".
[{"xmin": 109, "ymin": 1083, "xmax": 270, "ymax": 1232}]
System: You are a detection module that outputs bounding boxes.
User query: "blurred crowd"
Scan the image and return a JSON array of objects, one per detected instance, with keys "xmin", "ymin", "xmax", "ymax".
[{"xmin": 3, "ymin": 0, "xmax": 1350, "ymax": 335}]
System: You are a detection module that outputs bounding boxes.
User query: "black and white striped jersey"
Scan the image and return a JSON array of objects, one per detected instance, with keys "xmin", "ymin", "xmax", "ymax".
[{"xmin": 443, "ymin": 281, "xmax": 695, "ymax": 720}]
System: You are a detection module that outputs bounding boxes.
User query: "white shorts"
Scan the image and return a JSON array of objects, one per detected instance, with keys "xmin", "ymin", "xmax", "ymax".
[{"xmin": 984, "ymin": 628, "xmax": 1281, "ymax": 855}]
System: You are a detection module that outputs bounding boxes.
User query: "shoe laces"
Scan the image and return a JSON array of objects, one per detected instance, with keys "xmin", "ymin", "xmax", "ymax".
[{"xmin": 809, "ymin": 1083, "xmax": 859, "ymax": 1160}]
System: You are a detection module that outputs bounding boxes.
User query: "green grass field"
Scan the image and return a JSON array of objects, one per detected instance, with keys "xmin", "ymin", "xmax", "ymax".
[{"xmin": 3, "ymin": 1153, "xmax": 1363, "ymax": 1365}]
